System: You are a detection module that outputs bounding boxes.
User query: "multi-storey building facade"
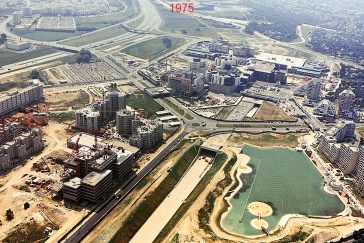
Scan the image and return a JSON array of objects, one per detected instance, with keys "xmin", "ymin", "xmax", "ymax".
[{"xmin": 0, "ymin": 85, "xmax": 44, "ymax": 117}]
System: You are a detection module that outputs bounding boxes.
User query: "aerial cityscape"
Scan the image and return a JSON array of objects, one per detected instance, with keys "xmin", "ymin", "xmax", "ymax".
[{"xmin": 0, "ymin": 0, "xmax": 364, "ymax": 242}]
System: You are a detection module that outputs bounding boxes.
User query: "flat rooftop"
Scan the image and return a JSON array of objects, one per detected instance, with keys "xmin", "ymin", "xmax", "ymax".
[
  {"xmin": 201, "ymin": 141, "xmax": 222, "ymax": 153},
  {"xmin": 255, "ymin": 52, "xmax": 306, "ymax": 68},
  {"xmin": 252, "ymin": 62, "xmax": 276, "ymax": 73},
  {"xmin": 107, "ymin": 139, "xmax": 140, "ymax": 154},
  {"xmin": 159, "ymin": 115, "xmax": 178, "ymax": 122},
  {"xmin": 145, "ymin": 87, "xmax": 170, "ymax": 96},
  {"xmin": 114, "ymin": 148, "xmax": 134, "ymax": 165},
  {"xmin": 156, "ymin": 110, "xmax": 172, "ymax": 116},
  {"xmin": 82, "ymin": 170, "xmax": 112, "ymax": 187},
  {"xmin": 68, "ymin": 133, "xmax": 104, "ymax": 149},
  {"xmin": 63, "ymin": 177, "xmax": 82, "ymax": 189}
]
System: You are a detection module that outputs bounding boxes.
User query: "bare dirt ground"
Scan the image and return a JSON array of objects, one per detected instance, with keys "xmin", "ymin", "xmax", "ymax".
[
  {"xmin": 0, "ymin": 122, "xmax": 87, "ymax": 242},
  {"xmin": 46, "ymin": 89, "xmax": 90, "ymax": 112},
  {"xmin": 253, "ymin": 101, "xmax": 296, "ymax": 121}
]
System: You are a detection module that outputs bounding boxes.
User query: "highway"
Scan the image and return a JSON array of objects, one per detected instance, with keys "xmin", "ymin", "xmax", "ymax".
[{"xmin": 1, "ymin": 1, "xmax": 308, "ymax": 241}]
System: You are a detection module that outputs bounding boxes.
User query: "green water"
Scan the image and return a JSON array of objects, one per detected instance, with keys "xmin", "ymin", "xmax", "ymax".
[{"xmin": 221, "ymin": 145, "xmax": 345, "ymax": 236}]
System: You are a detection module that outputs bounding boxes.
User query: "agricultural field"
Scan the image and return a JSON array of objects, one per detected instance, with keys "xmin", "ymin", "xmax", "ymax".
[
  {"xmin": 122, "ymin": 36, "xmax": 185, "ymax": 60},
  {"xmin": 75, "ymin": 0, "xmax": 139, "ymax": 30},
  {"xmin": 0, "ymin": 47, "xmax": 57, "ymax": 67},
  {"xmin": 12, "ymin": 29, "xmax": 84, "ymax": 42},
  {"xmin": 60, "ymin": 25, "xmax": 126, "ymax": 47},
  {"xmin": 152, "ymin": 0, "xmax": 215, "ymax": 37}
]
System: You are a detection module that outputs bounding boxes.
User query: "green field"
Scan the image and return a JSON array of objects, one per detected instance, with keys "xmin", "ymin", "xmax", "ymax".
[
  {"xmin": 127, "ymin": 14, "xmax": 145, "ymax": 28},
  {"xmin": 215, "ymin": 106, "xmax": 235, "ymax": 120},
  {"xmin": 222, "ymin": 146, "xmax": 345, "ymax": 236},
  {"xmin": 122, "ymin": 36, "xmax": 185, "ymax": 60},
  {"xmin": 152, "ymin": 0, "xmax": 215, "ymax": 37},
  {"xmin": 60, "ymin": 25, "xmax": 126, "ymax": 47},
  {"xmin": 76, "ymin": 0, "xmax": 139, "ymax": 30},
  {"xmin": 12, "ymin": 29, "xmax": 85, "ymax": 42},
  {"xmin": 0, "ymin": 47, "xmax": 57, "ymax": 67},
  {"xmin": 126, "ymin": 92, "xmax": 163, "ymax": 118}
]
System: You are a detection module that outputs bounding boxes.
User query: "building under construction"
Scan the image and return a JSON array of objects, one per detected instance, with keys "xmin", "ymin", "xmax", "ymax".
[
  {"xmin": 75, "ymin": 90, "xmax": 126, "ymax": 134},
  {"xmin": 63, "ymin": 170, "xmax": 113, "ymax": 203},
  {"xmin": 63, "ymin": 132, "xmax": 135, "ymax": 203},
  {"xmin": 63, "ymin": 146, "xmax": 117, "ymax": 178},
  {"xmin": 0, "ymin": 128, "xmax": 44, "ymax": 173}
]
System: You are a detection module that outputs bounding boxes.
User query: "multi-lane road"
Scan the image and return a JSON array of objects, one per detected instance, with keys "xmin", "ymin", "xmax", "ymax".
[{"xmin": 1, "ymin": 1, "xmax": 310, "ymax": 242}]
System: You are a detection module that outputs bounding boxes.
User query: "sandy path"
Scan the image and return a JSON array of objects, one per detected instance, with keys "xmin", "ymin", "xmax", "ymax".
[
  {"xmin": 131, "ymin": 156, "xmax": 212, "ymax": 243},
  {"xmin": 81, "ymin": 131, "xmax": 195, "ymax": 243}
]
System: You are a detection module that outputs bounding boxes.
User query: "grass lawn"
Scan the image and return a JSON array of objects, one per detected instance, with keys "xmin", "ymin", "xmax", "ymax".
[
  {"xmin": 228, "ymin": 133, "xmax": 299, "ymax": 148},
  {"xmin": 127, "ymin": 14, "xmax": 145, "ymax": 28},
  {"xmin": 60, "ymin": 25, "xmax": 126, "ymax": 47},
  {"xmin": 127, "ymin": 92, "xmax": 163, "ymax": 118},
  {"xmin": 0, "ymin": 47, "xmax": 57, "ymax": 67},
  {"xmin": 76, "ymin": 0, "xmax": 139, "ymax": 30},
  {"xmin": 110, "ymin": 142, "xmax": 201, "ymax": 242},
  {"xmin": 12, "ymin": 29, "xmax": 85, "ymax": 42},
  {"xmin": 155, "ymin": 152, "xmax": 230, "ymax": 242},
  {"xmin": 122, "ymin": 36, "xmax": 185, "ymax": 60},
  {"xmin": 153, "ymin": 1, "xmax": 216, "ymax": 37},
  {"xmin": 253, "ymin": 101, "xmax": 297, "ymax": 122},
  {"xmin": 162, "ymin": 98, "xmax": 194, "ymax": 120},
  {"xmin": 215, "ymin": 106, "xmax": 235, "ymax": 120}
]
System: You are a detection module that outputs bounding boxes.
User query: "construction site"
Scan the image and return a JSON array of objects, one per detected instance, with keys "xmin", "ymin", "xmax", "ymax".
[{"xmin": 0, "ymin": 77, "xmax": 181, "ymax": 242}]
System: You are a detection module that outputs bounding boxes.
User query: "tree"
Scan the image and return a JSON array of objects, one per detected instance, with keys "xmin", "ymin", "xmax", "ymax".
[
  {"xmin": 77, "ymin": 49, "xmax": 92, "ymax": 63},
  {"xmin": 30, "ymin": 70, "xmax": 41, "ymax": 79},
  {"xmin": 0, "ymin": 33, "xmax": 7, "ymax": 44},
  {"xmin": 24, "ymin": 202, "xmax": 30, "ymax": 210},
  {"xmin": 5, "ymin": 209, "xmax": 14, "ymax": 221},
  {"xmin": 162, "ymin": 38, "xmax": 172, "ymax": 49}
]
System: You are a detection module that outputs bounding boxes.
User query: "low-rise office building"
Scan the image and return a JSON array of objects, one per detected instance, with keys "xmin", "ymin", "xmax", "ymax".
[{"xmin": 81, "ymin": 170, "xmax": 113, "ymax": 203}]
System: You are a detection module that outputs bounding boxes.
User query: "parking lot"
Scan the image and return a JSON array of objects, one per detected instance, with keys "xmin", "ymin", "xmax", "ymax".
[{"xmin": 56, "ymin": 62, "xmax": 125, "ymax": 84}]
